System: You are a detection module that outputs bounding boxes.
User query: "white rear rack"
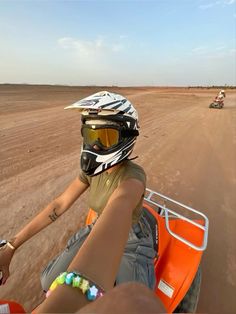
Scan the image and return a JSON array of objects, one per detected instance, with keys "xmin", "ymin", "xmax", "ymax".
[{"xmin": 144, "ymin": 188, "xmax": 209, "ymax": 251}]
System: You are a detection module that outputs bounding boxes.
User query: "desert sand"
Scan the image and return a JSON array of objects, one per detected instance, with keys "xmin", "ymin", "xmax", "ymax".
[{"xmin": 0, "ymin": 85, "xmax": 235, "ymax": 313}]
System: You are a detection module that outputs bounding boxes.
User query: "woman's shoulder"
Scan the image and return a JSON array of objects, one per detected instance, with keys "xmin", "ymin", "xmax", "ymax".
[
  {"xmin": 121, "ymin": 160, "xmax": 146, "ymax": 183},
  {"xmin": 78, "ymin": 170, "xmax": 91, "ymax": 185},
  {"xmin": 125, "ymin": 160, "xmax": 145, "ymax": 171}
]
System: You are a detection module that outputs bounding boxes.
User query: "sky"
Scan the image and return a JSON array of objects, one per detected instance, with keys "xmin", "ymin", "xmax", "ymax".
[{"xmin": 0, "ymin": 0, "xmax": 235, "ymax": 86}]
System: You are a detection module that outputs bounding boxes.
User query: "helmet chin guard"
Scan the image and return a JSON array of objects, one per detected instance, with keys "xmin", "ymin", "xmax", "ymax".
[{"xmin": 81, "ymin": 137, "xmax": 137, "ymax": 176}]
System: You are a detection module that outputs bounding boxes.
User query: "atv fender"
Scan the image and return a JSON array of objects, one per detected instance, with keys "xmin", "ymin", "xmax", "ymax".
[{"xmin": 144, "ymin": 203, "xmax": 204, "ymax": 313}]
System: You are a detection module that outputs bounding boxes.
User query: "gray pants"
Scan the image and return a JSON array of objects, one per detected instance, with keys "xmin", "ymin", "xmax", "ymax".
[{"xmin": 40, "ymin": 215, "xmax": 156, "ymax": 292}]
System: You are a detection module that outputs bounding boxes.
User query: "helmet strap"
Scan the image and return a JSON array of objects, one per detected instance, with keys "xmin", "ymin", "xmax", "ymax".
[{"xmin": 127, "ymin": 155, "xmax": 139, "ymax": 161}]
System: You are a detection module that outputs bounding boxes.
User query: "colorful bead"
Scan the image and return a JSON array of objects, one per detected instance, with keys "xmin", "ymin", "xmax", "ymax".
[
  {"xmin": 65, "ymin": 272, "xmax": 75, "ymax": 285},
  {"xmin": 50, "ymin": 280, "xmax": 58, "ymax": 291},
  {"xmin": 56, "ymin": 272, "xmax": 67, "ymax": 285},
  {"xmin": 72, "ymin": 275, "xmax": 82, "ymax": 288},
  {"xmin": 80, "ymin": 279, "xmax": 90, "ymax": 294},
  {"xmin": 86, "ymin": 285, "xmax": 98, "ymax": 301},
  {"xmin": 46, "ymin": 271, "xmax": 105, "ymax": 302},
  {"xmin": 97, "ymin": 291, "xmax": 104, "ymax": 298}
]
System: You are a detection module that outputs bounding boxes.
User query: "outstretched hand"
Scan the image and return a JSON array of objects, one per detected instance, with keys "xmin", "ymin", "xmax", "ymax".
[{"xmin": 0, "ymin": 247, "xmax": 14, "ymax": 285}]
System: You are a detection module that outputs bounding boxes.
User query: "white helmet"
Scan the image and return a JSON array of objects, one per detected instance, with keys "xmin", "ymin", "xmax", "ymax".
[
  {"xmin": 219, "ymin": 89, "xmax": 226, "ymax": 97},
  {"xmin": 65, "ymin": 91, "xmax": 139, "ymax": 176}
]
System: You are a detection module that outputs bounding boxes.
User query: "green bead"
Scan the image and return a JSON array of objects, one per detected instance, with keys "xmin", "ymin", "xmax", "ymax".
[
  {"xmin": 56, "ymin": 272, "xmax": 67, "ymax": 285},
  {"xmin": 72, "ymin": 275, "xmax": 81, "ymax": 288}
]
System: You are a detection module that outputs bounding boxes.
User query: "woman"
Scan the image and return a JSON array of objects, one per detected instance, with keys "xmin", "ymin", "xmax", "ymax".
[{"xmin": 0, "ymin": 91, "xmax": 156, "ymax": 310}]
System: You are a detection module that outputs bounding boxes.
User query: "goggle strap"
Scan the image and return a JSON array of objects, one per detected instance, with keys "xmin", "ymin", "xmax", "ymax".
[{"xmin": 121, "ymin": 129, "xmax": 139, "ymax": 137}]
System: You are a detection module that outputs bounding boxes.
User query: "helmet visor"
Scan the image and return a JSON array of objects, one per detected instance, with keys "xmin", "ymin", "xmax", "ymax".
[{"xmin": 82, "ymin": 126, "xmax": 120, "ymax": 148}]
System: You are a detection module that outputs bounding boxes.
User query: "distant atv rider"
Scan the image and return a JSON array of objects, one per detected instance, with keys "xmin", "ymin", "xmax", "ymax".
[
  {"xmin": 215, "ymin": 89, "xmax": 226, "ymax": 102},
  {"xmin": 0, "ymin": 92, "xmax": 156, "ymax": 294}
]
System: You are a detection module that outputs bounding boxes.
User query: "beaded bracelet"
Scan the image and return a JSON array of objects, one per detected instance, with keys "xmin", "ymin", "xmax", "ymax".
[{"xmin": 46, "ymin": 271, "xmax": 105, "ymax": 301}]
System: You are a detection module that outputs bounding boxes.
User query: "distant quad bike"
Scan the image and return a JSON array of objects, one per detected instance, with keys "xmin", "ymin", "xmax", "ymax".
[
  {"xmin": 209, "ymin": 98, "xmax": 224, "ymax": 109},
  {"xmin": 0, "ymin": 188, "xmax": 209, "ymax": 314}
]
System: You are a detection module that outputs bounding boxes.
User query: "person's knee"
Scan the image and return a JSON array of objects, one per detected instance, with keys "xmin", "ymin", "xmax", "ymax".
[
  {"xmin": 40, "ymin": 263, "xmax": 58, "ymax": 292},
  {"xmin": 40, "ymin": 270, "xmax": 51, "ymax": 292}
]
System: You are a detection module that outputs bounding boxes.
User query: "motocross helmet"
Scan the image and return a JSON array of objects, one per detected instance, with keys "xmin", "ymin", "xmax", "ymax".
[
  {"xmin": 64, "ymin": 91, "xmax": 139, "ymax": 176},
  {"xmin": 220, "ymin": 90, "xmax": 225, "ymax": 97}
]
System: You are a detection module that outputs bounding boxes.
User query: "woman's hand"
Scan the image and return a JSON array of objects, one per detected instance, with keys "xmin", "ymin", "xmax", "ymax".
[{"xmin": 0, "ymin": 245, "xmax": 15, "ymax": 285}]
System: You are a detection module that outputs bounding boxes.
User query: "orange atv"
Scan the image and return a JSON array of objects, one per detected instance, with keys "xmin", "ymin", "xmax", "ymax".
[
  {"xmin": 86, "ymin": 188, "xmax": 209, "ymax": 313},
  {"xmin": 0, "ymin": 188, "xmax": 209, "ymax": 313},
  {"xmin": 144, "ymin": 188, "xmax": 208, "ymax": 312}
]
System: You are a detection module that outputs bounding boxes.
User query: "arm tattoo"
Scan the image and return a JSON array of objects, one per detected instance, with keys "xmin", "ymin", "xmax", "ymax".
[{"xmin": 49, "ymin": 208, "xmax": 59, "ymax": 222}]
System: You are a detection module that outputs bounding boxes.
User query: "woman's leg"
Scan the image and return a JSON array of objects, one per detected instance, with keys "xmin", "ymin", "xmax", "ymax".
[
  {"xmin": 40, "ymin": 225, "xmax": 92, "ymax": 291},
  {"xmin": 115, "ymin": 215, "xmax": 156, "ymax": 289}
]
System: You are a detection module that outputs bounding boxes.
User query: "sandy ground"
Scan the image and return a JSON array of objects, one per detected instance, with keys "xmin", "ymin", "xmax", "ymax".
[{"xmin": 0, "ymin": 85, "xmax": 235, "ymax": 313}]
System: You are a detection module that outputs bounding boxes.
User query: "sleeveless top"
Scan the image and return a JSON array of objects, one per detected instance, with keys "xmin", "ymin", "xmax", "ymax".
[{"xmin": 79, "ymin": 160, "xmax": 146, "ymax": 224}]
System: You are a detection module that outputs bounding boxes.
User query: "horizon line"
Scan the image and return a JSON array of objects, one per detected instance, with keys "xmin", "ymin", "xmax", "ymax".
[{"xmin": 0, "ymin": 83, "xmax": 235, "ymax": 89}]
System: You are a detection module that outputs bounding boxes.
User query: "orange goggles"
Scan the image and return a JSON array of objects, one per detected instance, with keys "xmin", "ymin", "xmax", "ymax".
[{"xmin": 81, "ymin": 126, "xmax": 120, "ymax": 148}]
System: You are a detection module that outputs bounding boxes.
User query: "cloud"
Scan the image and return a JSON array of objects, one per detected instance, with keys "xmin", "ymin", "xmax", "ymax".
[
  {"xmin": 56, "ymin": 36, "xmax": 127, "ymax": 84},
  {"xmin": 191, "ymin": 45, "xmax": 236, "ymax": 60},
  {"xmin": 224, "ymin": 0, "xmax": 235, "ymax": 4},
  {"xmin": 216, "ymin": 46, "xmax": 226, "ymax": 50},
  {"xmin": 199, "ymin": 3, "xmax": 216, "ymax": 9},
  {"xmin": 202, "ymin": 48, "xmax": 235, "ymax": 59},
  {"xmin": 58, "ymin": 36, "xmax": 124, "ymax": 58},
  {"xmin": 199, "ymin": 0, "xmax": 235, "ymax": 9},
  {"xmin": 192, "ymin": 46, "xmax": 208, "ymax": 54},
  {"xmin": 119, "ymin": 35, "xmax": 128, "ymax": 40}
]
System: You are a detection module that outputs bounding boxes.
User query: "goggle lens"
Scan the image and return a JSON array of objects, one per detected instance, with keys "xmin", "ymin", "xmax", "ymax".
[{"xmin": 82, "ymin": 127, "xmax": 120, "ymax": 148}]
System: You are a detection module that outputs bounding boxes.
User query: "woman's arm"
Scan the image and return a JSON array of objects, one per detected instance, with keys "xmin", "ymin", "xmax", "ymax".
[
  {"xmin": 0, "ymin": 177, "xmax": 88, "ymax": 285},
  {"xmin": 77, "ymin": 282, "xmax": 165, "ymax": 314},
  {"xmin": 11, "ymin": 177, "xmax": 88, "ymax": 249},
  {"xmin": 36, "ymin": 178, "xmax": 145, "ymax": 313}
]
